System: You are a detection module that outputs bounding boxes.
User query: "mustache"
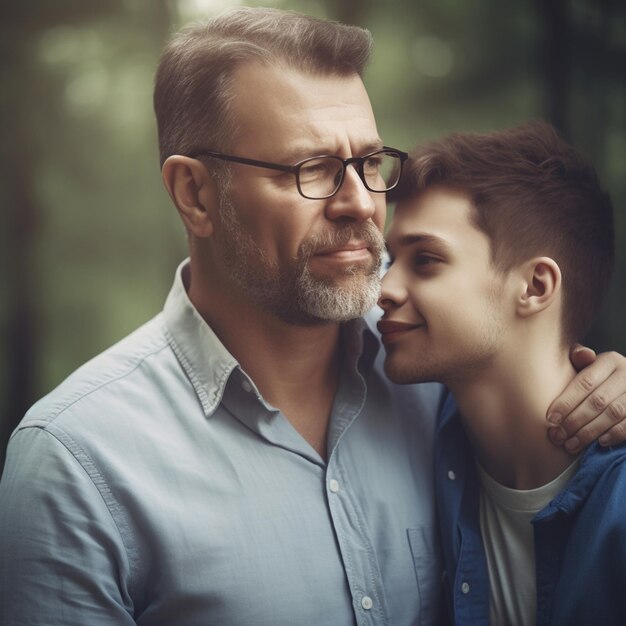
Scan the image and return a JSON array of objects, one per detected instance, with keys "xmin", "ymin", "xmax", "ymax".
[{"xmin": 299, "ymin": 222, "xmax": 385, "ymax": 260}]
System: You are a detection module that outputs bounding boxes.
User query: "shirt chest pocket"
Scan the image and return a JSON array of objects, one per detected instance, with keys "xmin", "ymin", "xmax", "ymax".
[{"xmin": 407, "ymin": 526, "xmax": 443, "ymax": 626}]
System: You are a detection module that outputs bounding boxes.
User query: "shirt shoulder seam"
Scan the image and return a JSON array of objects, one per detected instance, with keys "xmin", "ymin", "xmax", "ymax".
[{"xmin": 21, "ymin": 336, "xmax": 170, "ymax": 430}]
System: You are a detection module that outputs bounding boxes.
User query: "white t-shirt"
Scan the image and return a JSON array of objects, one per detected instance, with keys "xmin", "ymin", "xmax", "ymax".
[{"xmin": 476, "ymin": 459, "xmax": 580, "ymax": 626}]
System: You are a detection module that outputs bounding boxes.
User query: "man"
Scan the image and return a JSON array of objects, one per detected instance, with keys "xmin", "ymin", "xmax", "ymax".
[
  {"xmin": 0, "ymin": 9, "xmax": 624, "ymax": 625},
  {"xmin": 379, "ymin": 121, "xmax": 624, "ymax": 625}
]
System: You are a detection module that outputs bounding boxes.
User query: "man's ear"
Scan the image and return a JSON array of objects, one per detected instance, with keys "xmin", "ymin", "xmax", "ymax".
[
  {"xmin": 516, "ymin": 256, "xmax": 562, "ymax": 318},
  {"xmin": 162, "ymin": 156, "xmax": 218, "ymax": 238}
]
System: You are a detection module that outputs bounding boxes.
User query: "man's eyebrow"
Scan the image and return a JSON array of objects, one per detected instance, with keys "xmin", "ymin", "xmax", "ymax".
[
  {"xmin": 282, "ymin": 139, "xmax": 384, "ymax": 162},
  {"xmin": 358, "ymin": 139, "xmax": 385, "ymax": 154}
]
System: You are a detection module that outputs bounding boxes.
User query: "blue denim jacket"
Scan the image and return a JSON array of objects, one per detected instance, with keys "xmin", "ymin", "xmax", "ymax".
[{"xmin": 436, "ymin": 391, "xmax": 626, "ymax": 626}]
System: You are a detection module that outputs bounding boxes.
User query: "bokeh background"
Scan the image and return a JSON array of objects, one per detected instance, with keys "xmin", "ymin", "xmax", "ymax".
[{"xmin": 1, "ymin": 0, "xmax": 625, "ymax": 468}]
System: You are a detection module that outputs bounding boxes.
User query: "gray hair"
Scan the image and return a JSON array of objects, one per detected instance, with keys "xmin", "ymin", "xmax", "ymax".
[{"xmin": 153, "ymin": 7, "xmax": 373, "ymax": 167}]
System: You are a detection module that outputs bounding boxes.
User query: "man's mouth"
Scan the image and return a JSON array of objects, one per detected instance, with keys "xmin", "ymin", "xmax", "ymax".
[{"xmin": 313, "ymin": 241, "xmax": 372, "ymax": 261}]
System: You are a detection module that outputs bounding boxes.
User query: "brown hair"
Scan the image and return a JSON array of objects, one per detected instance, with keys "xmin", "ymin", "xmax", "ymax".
[
  {"xmin": 390, "ymin": 120, "xmax": 614, "ymax": 344},
  {"xmin": 153, "ymin": 7, "xmax": 373, "ymax": 167}
]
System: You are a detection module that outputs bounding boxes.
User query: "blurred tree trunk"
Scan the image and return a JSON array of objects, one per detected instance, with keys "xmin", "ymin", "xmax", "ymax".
[
  {"xmin": 5, "ymin": 151, "xmax": 39, "ymax": 440},
  {"xmin": 0, "ymin": 0, "xmax": 175, "ymax": 472},
  {"xmin": 538, "ymin": 0, "xmax": 572, "ymax": 137},
  {"xmin": 1, "ymin": 17, "xmax": 40, "ymax": 471}
]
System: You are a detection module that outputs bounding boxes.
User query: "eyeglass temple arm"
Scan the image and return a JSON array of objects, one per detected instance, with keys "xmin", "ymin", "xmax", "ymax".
[{"xmin": 191, "ymin": 150, "xmax": 296, "ymax": 173}]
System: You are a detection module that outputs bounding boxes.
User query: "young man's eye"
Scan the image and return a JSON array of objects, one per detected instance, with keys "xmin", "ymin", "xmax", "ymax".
[{"xmin": 414, "ymin": 255, "xmax": 440, "ymax": 266}]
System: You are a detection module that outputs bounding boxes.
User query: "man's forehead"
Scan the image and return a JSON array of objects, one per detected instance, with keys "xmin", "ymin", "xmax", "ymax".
[
  {"xmin": 230, "ymin": 62, "xmax": 367, "ymax": 111},
  {"xmin": 228, "ymin": 61, "xmax": 380, "ymax": 157}
]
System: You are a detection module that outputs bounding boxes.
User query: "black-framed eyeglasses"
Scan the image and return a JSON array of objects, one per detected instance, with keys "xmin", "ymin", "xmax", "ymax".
[{"xmin": 190, "ymin": 146, "xmax": 408, "ymax": 200}]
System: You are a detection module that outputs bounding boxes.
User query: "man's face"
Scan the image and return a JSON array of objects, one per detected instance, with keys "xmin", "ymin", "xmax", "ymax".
[
  {"xmin": 379, "ymin": 187, "xmax": 509, "ymax": 385},
  {"xmin": 211, "ymin": 62, "xmax": 387, "ymax": 325}
]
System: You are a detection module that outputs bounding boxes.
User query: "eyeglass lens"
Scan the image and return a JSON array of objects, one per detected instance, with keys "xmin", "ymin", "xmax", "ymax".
[{"xmin": 297, "ymin": 151, "xmax": 403, "ymax": 199}]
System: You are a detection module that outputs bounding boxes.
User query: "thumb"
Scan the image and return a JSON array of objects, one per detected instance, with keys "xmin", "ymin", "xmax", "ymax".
[{"xmin": 569, "ymin": 343, "xmax": 596, "ymax": 371}]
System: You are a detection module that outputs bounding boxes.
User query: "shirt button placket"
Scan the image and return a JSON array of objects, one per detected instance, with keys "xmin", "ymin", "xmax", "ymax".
[
  {"xmin": 326, "ymin": 464, "xmax": 382, "ymax": 625},
  {"xmin": 361, "ymin": 595, "xmax": 373, "ymax": 610}
]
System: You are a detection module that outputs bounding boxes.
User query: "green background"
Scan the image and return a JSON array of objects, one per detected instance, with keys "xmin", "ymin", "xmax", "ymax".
[{"xmin": 1, "ymin": 0, "xmax": 624, "ymax": 467}]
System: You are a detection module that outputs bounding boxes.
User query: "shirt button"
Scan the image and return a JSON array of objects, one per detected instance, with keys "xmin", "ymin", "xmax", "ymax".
[
  {"xmin": 461, "ymin": 582, "xmax": 470, "ymax": 594},
  {"xmin": 361, "ymin": 596, "xmax": 373, "ymax": 610},
  {"xmin": 329, "ymin": 479, "xmax": 340, "ymax": 493},
  {"xmin": 241, "ymin": 380, "xmax": 253, "ymax": 393},
  {"xmin": 447, "ymin": 470, "xmax": 456, "ymax": 480}
]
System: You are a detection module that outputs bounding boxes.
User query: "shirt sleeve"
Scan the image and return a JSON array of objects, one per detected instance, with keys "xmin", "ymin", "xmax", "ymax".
[{"xmin": 0, "ymin": 425, "xmax": 136, "ymax": 625}]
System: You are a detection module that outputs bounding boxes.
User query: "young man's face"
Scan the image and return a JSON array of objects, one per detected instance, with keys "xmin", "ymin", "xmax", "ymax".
[
  {"xmin": 379, "ymin": 187, "xmax": 510, "ymax": 386},
  {"xmin": 209, "ymin": 62, "xmax": 387, "ymax": 324}
]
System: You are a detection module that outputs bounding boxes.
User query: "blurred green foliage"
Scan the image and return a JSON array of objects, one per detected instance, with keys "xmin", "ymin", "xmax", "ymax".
[{"xmin": 1, "ymin": 0, "xmax": 625, "ymax": 464}]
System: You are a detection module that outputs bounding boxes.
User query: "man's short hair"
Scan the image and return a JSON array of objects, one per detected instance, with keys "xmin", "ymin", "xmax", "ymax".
[
  {"xmin": 153, "ymin": 7, "xmax": 373, "ymax": 167},
  {"xmin": 390, "ymin": 120, "xmax": 614, "ymax": 345}
]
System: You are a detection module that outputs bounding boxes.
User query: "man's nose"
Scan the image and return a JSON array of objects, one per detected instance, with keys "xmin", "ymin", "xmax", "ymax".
[{"xmin": 324, "ymin": 164, "xmax": 378, "ymax": 223}]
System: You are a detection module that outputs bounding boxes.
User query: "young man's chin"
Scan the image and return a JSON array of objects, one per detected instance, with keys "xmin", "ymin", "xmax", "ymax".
[
  {"xmin": 383, "ymin": 348, "xmax": 448, "ymax": 385},
  {"xmin": 384, "ymin": 358, "xmax": 421, "ymax": 385}
]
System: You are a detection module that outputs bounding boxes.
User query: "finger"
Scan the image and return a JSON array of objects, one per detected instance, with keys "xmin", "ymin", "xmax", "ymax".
[
  {"xmin": 547, "ymin": 354, "xmax": 619, "ymax": 426},
  {"xmin": 569, "ymin": 344, "xmax": 596, "ymax": 370},
  {"xmin": 551, "ymin": 391, "xmax": 626, "ymax": 454},
  {"xmin": 599, "ymin": 415, "xmax": 626, "ymax": 447},
  {"xmin": 548, "ymin": 426, "xmax": 569, "ymax": 447},
  {"xmin": 552, "ymin": 372, "xmax": 622, "ymax": 436}
]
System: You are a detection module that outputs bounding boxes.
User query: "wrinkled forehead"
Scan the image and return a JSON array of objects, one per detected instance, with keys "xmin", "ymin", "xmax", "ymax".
[{"xmin": 228, "ymin": 61, "xmax": 380, "ymax": 156}]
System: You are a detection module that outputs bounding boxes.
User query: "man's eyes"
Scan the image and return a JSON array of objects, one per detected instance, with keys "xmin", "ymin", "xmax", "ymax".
[
  {"xmin": 299, "ymin": 162, "xmax": 333, "ymax": 179},
  {"xmin": 363, "ymin": 155, "xmax": 383, "ymax": 171}
]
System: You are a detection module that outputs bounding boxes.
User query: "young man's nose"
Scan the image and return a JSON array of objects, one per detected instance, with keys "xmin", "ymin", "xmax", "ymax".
[{"xmin": 378, "ymin": 269, "xmax": 406, "ymax": 310}]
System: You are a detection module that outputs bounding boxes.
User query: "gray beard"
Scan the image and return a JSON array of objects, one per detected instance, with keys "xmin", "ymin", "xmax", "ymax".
[{"xmin": 218, "ymin": 194, "xmax": 384, "ymax": 325}]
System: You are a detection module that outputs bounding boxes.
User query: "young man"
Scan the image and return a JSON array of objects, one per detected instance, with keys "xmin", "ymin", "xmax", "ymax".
[
  {"xmin": 379, "ymin": 121, "xmax": 624, "ymax": 625},
  {"xmin": 1, "ymin": 9, "xmax": 625, "ymax": 624}
]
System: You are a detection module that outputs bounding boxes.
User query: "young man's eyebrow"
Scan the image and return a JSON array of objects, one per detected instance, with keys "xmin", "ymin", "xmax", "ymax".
[{"xmin": 395, "ymin": 233, "xmax": 452, "ymax": 250}]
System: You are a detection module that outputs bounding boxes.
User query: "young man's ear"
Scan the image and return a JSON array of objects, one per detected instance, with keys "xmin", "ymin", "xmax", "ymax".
[
  {"xmin": 516, "ymin": 256, "xmax": 562, "ymax": 317},
  {"xmin": 162, "ymin": 156, "xmax": 218, "ymax": 238}
]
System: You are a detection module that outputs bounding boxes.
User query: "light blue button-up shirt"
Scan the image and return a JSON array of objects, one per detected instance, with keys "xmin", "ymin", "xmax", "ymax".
[{"xmin": 0, "ymin": 261, "xmax": 444, "ymax": 626}]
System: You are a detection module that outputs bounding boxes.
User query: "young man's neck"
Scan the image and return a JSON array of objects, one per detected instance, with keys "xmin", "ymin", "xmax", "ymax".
[{"xmin": 447, "ymin": 343, "xmax": 579, "ymax": 490}]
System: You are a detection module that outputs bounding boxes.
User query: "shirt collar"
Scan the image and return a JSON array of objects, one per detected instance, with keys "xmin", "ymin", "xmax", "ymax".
[
  {"xmin": 162, "ymin": 259, "xmax": 380, "ymax": 418},
  {"xmin": 163, "ymin": 260, "xmax": 239, "ymax": 417},
  {"xmin": 342, "ymin": 314, "xmax": 380, "ymax": 376},
  {"xmin": 535, "ymin": 441, "xmax": 626, "ymax": 520}
]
